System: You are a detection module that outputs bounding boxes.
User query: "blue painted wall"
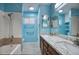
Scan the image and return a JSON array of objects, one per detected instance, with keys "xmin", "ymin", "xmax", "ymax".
[
  {"xmin": 71, "ymin": 8, "xmax": 79, "ymax": 16},
  {"xmin": 59, "ymin": 8, "xmax": 79, "ymax": 35},
  {"xmin": 4, "ymin": 3, "xmax": 22, "ymax": 12},
  {"xmin": 0, "ymin": 3, "xmax": 22, "ymax": 12},
  {"xmin": 58, "ymin": 13, "xmax": 65, "ymax": 34},
  {"xmin": 40, "ymin": 4, "xmax": 55, "ymax": 34},
  {"xmin": 0, "ymin": 3, "xmax": 4, "ymax": 11},
  {"xmin": 22, "ymin": 12, "xmax": 38, "ymax": 42}
]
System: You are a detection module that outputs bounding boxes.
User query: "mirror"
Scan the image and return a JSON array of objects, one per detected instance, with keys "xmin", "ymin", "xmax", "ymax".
[
  {"xmin": 42, "ymin": 15, "xmax": 49, "ymax": 28},
  {"xmin": 49, "ymin": 15, "xmax": 59, "ymax": 35},
  {"xmin": 50, "ymin": 16, "xmax": 58, "ymax": 28}
]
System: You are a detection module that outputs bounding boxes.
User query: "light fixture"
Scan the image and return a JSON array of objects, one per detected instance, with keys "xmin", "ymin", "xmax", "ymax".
[
  {"xmin": 29, "ymin": 7, "xmax": 34, "ymax": 11},
  {"xmin": 59, "ymin": 10, "xmax": 63, "ymax": 13},
  {"xmin": 43, "ymin": 15, "xmax": 48, "ymax": 20}
]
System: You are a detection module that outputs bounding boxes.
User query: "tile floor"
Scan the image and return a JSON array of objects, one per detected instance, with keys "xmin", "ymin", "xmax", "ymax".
[{"xmin": 14, "ymin": 42, "xmax": 41, "ymax": 55}]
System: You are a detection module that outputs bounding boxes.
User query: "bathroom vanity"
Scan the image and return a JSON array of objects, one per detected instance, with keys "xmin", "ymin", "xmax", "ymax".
[
  {"xmin": 40, "ymin": 34, "xmax": 79, "ymax": 55},
  {"xmin": 40, "ymin": 36, "xmax": 60, "ymax": 55}
]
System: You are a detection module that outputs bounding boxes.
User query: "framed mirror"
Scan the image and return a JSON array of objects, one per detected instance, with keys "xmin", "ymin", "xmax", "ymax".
[
  {"xmin": 42, "ymin": 15, "xmax": 49, "ymax": 28},
  {"xmin": 50, "ymin": 16, "xmax": 58, "ymax": 28}
]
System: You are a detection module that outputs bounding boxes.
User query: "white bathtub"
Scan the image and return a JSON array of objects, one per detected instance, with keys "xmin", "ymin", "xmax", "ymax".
[{"xmin": 0, "ymin": 44, "xmax": 21, "ymax": 55}]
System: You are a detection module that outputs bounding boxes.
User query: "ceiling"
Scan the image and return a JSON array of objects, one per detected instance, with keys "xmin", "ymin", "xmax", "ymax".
[
  {"xmin": 0, "ymin": 3, "xmax": 52, "ymax": 13},
  {"xmin": 56, "ymin": 3, "xmax": 79, "ymax": 14},
  {"xmin": 22, "ymin": 3, "xmax": 51, "ymax": 12},
  {"xmin": 22, "ymin": 3, "xmax": 39, "ymax": 12}
]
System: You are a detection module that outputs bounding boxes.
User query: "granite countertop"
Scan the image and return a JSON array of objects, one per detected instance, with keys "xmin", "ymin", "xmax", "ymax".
[{"xmin": 41, "ymin": 34, "xmax": 79, "ymax": 55}]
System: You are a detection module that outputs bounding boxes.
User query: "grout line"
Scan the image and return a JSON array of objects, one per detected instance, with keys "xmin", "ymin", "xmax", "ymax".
[{"xmin": 10, "ymin": 44, "xmax": 20, "ymax": 55}]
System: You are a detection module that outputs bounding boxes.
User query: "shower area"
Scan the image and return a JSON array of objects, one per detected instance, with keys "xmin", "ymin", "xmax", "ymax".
[
  {"xmin": 0, "ymin": 4, "xmax": 22, "ymax": 54},
  {"xmin": 0, "ymin": 12, "xmax": 22, "ymax": 54}
]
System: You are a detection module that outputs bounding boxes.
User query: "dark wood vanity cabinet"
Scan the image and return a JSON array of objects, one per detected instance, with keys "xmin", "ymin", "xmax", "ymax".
[{"xmin": 40, "ymin": 36, "xmax": 60, "ymax": 55}]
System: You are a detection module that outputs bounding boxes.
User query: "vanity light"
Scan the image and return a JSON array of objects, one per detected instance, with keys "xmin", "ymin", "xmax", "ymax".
[
  {"xmin": 29, "ymin": 7, "xmax": 34, "ymax": 11},
  {"xmin": 59, "ymin": 10, "xmax": 63, "ymax": 13},
  {"xmin": 43, "ymin": 15, "xmax": 48, "ymax": 20}
]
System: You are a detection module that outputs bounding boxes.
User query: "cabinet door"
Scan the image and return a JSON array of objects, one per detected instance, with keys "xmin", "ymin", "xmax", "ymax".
[
  {"xmin": 48, "ymin": 45, "xmax": 59, "ymax": 55},
  {"xmin": 43, "ymin": 40, "xmax": 49, "ymax": 48},
  {"xmin": 40, "ymin": 36, "xmax": 44, "ymax": 54}
]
